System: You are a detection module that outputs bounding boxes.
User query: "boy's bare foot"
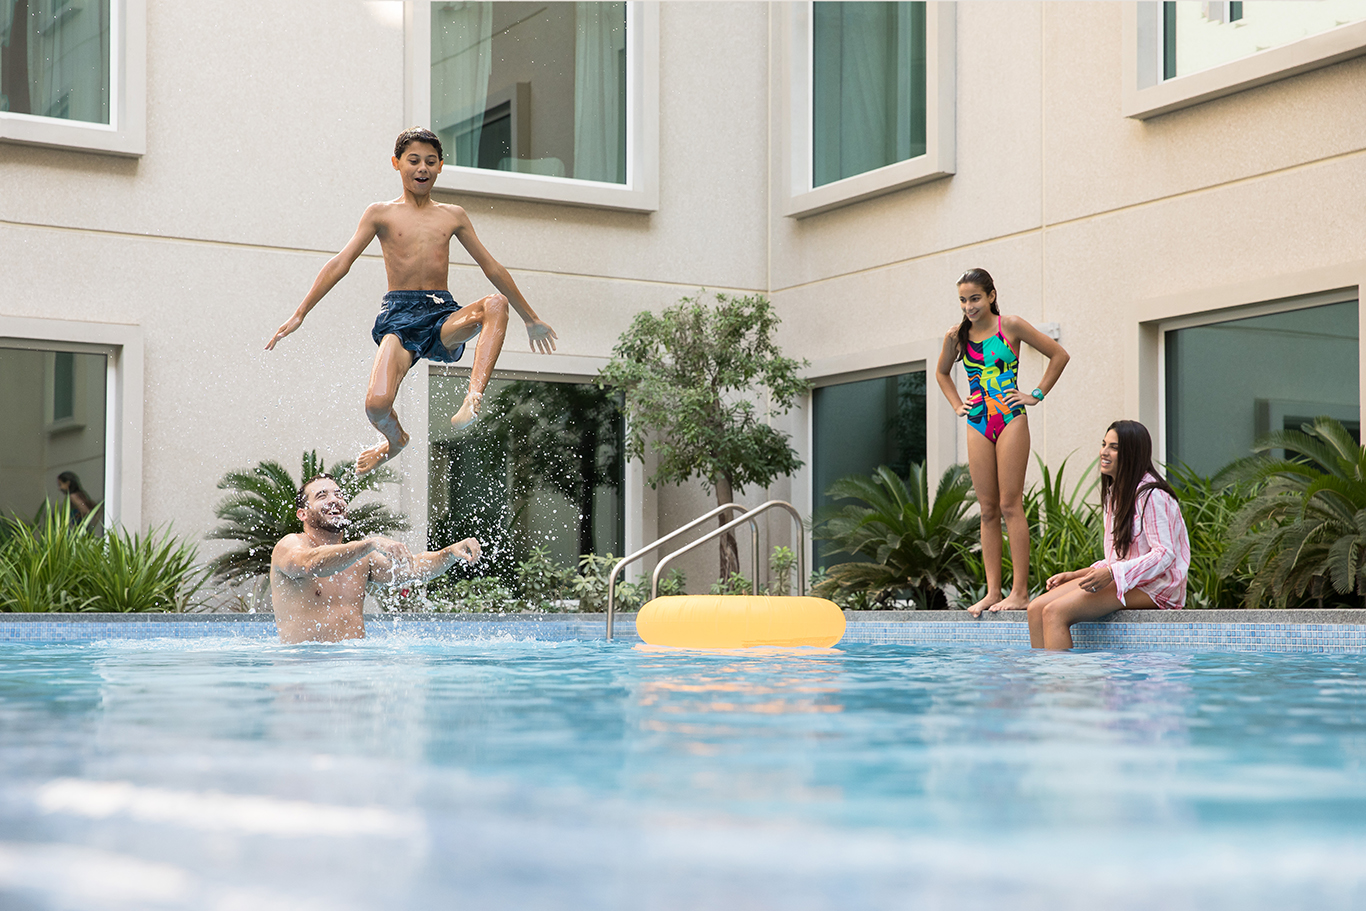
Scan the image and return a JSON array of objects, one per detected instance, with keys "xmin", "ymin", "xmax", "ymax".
[
  {"xmin": 450, "ymin": 391, "xmax": 484, "ymax": 431},
  {"xmin": 356, "ymin": 432, "xmax": 408, "ymax": 476},
  {"xmin": 989, "ymin": 593, "xmax": 1030, "ymax": 612},
  {"xmin": 966, "ymin": 592, "xmax": 1001, "ymax": 618}
]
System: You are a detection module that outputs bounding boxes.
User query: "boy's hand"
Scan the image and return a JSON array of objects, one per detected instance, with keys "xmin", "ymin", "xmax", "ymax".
[
  {"xmin": 526, "ymin": 319, "xmax": 558, "ymax": 354},
  {"xmin": 265, "ymin": 313, "xmax": 304, "ymax": 350}
]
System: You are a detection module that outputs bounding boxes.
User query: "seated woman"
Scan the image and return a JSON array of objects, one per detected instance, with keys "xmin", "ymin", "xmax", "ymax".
[{"xmin": 1026, "ymin": 420, "xmax": 1190, "ymax": 650}]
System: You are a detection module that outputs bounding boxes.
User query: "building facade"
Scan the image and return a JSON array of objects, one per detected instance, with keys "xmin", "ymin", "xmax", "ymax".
[{"xmin": 2, "ymin": 1, "xmax": 1364, "ymax": 588}]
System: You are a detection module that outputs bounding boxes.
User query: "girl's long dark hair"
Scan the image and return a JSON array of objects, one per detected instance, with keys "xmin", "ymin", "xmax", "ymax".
[
  {"xmin": 955, "ymin": 268, "xmax": 1000, "ymax": 361},
  {"xmin": 1099, "ymin": 420, "xmax": 1178, "ymax": 559}
]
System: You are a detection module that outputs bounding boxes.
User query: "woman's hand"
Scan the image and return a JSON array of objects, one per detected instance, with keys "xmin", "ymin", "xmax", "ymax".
[
  {"xmin": 1004, "ymin": 389, "xmax": 1040, "ymax": 408},
  {"xmin": 1073, "ymin": 565, "xmax": 1114, "ymax": 594},
  {"xmin": 1045, "ymin": 570, "xmax": 1081, "ymax": 590}
]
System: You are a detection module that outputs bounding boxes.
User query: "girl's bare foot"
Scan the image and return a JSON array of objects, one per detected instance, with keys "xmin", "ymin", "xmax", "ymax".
[
  {"xmin": 966, "ymin": 592, "xmax": 1001, "ymax": 618},
  {"xmin": 990, "ymin": 593, "xmax": 1030, "ymax": 612},
  {"xmin": 356, "ymin": 431, "xmax": 408, "ymax": 476},
  {"xmin": 450, "ymin": 391, "xmax": 484, "ymax": 430}
]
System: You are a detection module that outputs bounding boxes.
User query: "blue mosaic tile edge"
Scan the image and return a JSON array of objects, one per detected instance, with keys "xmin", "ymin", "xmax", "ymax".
[{"xmin": 2, "ymin": 614, "xmax": 1365, "ymax": 653}]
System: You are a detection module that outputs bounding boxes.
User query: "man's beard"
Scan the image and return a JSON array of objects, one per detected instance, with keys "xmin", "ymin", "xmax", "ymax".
[{"xmin": 314, "ymin": 510, "xmax": 352, "ymax": 532}]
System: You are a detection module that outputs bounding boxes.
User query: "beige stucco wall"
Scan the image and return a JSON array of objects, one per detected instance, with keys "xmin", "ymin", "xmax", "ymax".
[{"xmin": 2, "ymin": 1, "xmax": 1364, "ymax": 592}]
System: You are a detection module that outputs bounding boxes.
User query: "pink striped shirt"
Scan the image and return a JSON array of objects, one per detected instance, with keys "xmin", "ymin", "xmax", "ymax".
[{"xmin": 1090, "ymin": 475, "xmax": 1191, "ymax": 609}]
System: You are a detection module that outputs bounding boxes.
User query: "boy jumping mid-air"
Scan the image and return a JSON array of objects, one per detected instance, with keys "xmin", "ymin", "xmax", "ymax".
[{"xmin": 267, "ymin": 127, "xmax": 557, "ymax": 475}]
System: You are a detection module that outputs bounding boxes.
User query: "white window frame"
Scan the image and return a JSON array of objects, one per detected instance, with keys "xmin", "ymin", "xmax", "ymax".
[
  {"xmin": 1123, "ymin": 1, "xmax": 1366, "ymax": 120},
  {"xmin": 405, "ymin": 1, "xmax": 659, "ymax": 213},
  {"xmin": 0, "ymin": 0, "xmax": 146, "ymax": 156},
  {"xmin": 778, "ymin": 1, "xmax": 955, "ymax": 220},
  {"xmin": 0, "ymin": 316, "xmax": 144, "ymax": 531}
]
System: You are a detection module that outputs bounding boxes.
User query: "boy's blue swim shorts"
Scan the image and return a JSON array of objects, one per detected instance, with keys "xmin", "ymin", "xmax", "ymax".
[{"xmin": 371, "ymin": 290, "xmax": 466, "ymax": 364}]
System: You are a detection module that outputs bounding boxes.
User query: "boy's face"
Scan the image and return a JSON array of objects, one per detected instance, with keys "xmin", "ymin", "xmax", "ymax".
[{"xmin": 392, "ymin": 141, "xmax": 443, "ymax": 196}]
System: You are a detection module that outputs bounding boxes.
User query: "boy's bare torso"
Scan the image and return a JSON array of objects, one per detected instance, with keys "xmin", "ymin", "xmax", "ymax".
[{"xmin": 370, "ymin": 199, "xmax": 464, "ymax": 292}]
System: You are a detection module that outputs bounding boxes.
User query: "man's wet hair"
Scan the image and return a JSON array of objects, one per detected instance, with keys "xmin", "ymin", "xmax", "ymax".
[
  {"xmin": 296, "ymin": 474, "xmax": 341, "ymax": 511},
  {"xmin": 394, "ymin": 127, "xmax": 443, "ymax": 160}
]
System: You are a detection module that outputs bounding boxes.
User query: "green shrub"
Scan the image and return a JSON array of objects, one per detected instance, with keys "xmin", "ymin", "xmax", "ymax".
[
  {"xmin": 991, "ymin": 456, "xmax": 1102, "ymax": 597},
  {"xmin": 812, "ymin": 462, "xmax": 978, "ymax": 609},
  {"xmin": 1167, "ymin": 463, "xmax": 1255, "ymax": 609},
  {"xmin": 766, "ymin": 545, "xmax": 797, "ymax": 596},
  {"xmin": 1219, "ymin": 417, "xmax": 1366, "ymax": 609},
  {"xmin": 709, "ymin": 572, "xmax": 754, "ymax": 596},
  {"xmin": 0, "ymin": 503, "xmax": 207, "ymax": 612},
  {"xmin": 515, "ymin": 545, "xmax": 576, "ymax": 608}
]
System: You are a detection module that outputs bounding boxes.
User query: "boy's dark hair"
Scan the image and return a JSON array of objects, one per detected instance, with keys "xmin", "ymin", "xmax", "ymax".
[
  {"xmin": 296, "ymin": 474, "xmax": 340, "ymax": 511},
  {"xmin": 395, "ymin": 127, "xmax": 443, "ymax": 160}
]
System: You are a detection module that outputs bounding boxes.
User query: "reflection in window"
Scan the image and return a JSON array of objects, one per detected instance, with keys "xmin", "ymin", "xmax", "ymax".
[
  {"xmin": 812, "ymin": 1, "xmax": 925, "ymax": 188},
  {"xmin": 431, "ymin": 1, "xmax": 627, "ymax": 184},
  {"xmin": 1160, "ymin": 0, "xmax": 1366, "ymax": 81},
  {"xmin": 812, "ymin": 371, "xmax": 926, "ymax": 570},
  {"xmin": 0, "ymin": 345, "xmax": 107, "ymax": 521},
  {"xmin": 0, "ymin": 0, "xmax": 111, "ymax": 123},
  {"xmin": 1165, "ymin": 300, "xmax": 1360, "ymax": 476},
  {"xmin": 428, "ymin": 375, "xmax": 625, "ymax": 581}
]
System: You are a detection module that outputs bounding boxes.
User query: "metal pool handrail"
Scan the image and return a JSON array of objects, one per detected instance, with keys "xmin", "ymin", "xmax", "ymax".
[
  {"xmin": 651, "ymin": 500, "xmax": 805, "ymax": 601},
  {"xmin": 605, "ymin": 503, "xmax": 757, "ymax": 640}
]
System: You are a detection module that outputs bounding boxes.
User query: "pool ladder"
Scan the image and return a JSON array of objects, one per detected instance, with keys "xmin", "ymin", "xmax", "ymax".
[{"xmin": 605, "ymin": 500, "xmax": 805, "ymax": 640}]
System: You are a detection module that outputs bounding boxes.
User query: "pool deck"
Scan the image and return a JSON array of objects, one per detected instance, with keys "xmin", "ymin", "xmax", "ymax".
[{"xmin": 2, "ymin": 609, "xmax": 1365, "ymax": 652}]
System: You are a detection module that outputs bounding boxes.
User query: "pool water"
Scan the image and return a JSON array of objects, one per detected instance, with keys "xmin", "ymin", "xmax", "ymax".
[{"xmin": 2, "ymin": 634, "xmax": 1365, "ymax": 910}]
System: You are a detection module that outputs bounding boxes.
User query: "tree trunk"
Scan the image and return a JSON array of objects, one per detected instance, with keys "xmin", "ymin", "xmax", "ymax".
[{"xmin": 715, "ymin": 475, "xmax": 740, "ymax": 582}]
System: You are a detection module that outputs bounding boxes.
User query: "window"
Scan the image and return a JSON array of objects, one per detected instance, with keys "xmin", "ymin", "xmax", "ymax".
[
  {"xmin": 811, "ymin": 370, "xmax": 926, "ymax": 570},
  {"xmin": 0, "ymin": 0, "xmax": 144, "ymax": 155},
  {"xmin": 780, "ymin": 1, "xmax": 954, "ymax": 218},
  {"xmin": 428, "ymin": 374, "xmax": 625, "ymax": 580},
  {"xmin": 0, "ymin": 344, "xmax": 107, "ymax": 523},
  {"xmin": 1125, "ymin": 0, "xmax": 1366, "ymax": 119},
  {"xmin": 1164, "ymin": 296, "xmax": 1359, "ymax": 476},
  {"xmin": 411, "ymin": 1, "xmax": 658, "ymax": 211}
]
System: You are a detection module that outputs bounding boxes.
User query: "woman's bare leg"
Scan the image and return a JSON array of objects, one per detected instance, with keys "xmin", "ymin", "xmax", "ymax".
[
  {"xmin": 990, "ymin": 416, "xmax": 1032, "ymax": 611},
  {"xmin": 1037, "ymin": 581, "xmax": 1156, "ymax": 650},
  {"xmin": 440, "ymin": 293, "xmax": 510, "ymax": 429},
  {"xmin": 357, "ymin": 334, "xmax": 414, "ymax": 476},
  {"xmin": 964, "ymin": 428, "xmax": 1003, "ymax": 617}
]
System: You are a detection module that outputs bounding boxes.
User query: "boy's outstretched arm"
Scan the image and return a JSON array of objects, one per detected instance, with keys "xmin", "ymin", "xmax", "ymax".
[
  {"xmin": 451, "ymin": 208, "xmax": 558, "ymax": 354},
  {"xmin": 265, "ymin": 206, "xmax": 382, "ymax": 350}
]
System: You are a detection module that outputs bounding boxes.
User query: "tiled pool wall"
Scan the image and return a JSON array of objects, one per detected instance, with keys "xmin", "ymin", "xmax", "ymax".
[{"xmin": 2, "ymin": 610, "xmax": 1366, "ymax": 652}]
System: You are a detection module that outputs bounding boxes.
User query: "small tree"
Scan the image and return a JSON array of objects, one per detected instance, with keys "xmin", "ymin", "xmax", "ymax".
[{"xmin": 598, "ymin": 292, "xmax": 810, "ymax": 580}]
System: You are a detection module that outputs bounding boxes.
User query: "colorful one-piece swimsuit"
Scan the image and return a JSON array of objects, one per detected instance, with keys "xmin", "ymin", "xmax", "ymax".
[{"xmin": 963, "ymin": 316, "xmax": 1024, "ymax": 444}]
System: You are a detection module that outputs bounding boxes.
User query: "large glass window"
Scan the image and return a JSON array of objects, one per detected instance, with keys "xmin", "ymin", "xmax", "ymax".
[
  {"xmin": 0, "ymin": 0, "xmax": 110, "ymax": 123},
  {"xmin": 1165, "ymin": 300, "xmax": 1360, "ymax": 477},
  {"xmin": 0, "ymin": 344, "xmax": 107, "ymax": 523},
  {"xmin": 1160, "ymin": 1, "xmax": 1366, "ymax": 81},
  {"xmin": 812, "ymin": 1, "xmax": 926, "ymax": 188},
  {"xmin": 432, "ymin": 1, "xmax": 627, "ymax": 184},
  {"xmin": 811, "ymin": 371, "xmax": 926, "ymax": 570},
  {"xmin": 428, "ymin": 374, "xmax": 625, "ymax": 579}
]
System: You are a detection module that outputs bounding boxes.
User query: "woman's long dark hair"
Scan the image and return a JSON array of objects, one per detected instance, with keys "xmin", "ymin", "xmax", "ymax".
[
  {"xmin": 1099, "ymin": 420, "xmax": 1178, "ymax": 559},
  {"xmin": 955, "ymin": 267, "xmax": 1000, "ymax": 361}
]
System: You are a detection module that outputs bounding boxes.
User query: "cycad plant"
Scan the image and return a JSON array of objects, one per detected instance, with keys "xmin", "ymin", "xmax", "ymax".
[
  {"xmin": 206, "ymin": 450, "xmax": 408, "ymax": 593},
  {"xmin": 1218, "ymin": 417, "xmax": 1366, "ymax": 608},
  {"xmin": 812, "ymin": 462, "xmax": 978, "ymax": 609}
]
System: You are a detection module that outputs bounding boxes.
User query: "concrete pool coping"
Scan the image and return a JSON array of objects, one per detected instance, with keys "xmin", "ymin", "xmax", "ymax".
[{"xmin": 3, "ymin": 609, "xmax": 1366, "ymax": 652}]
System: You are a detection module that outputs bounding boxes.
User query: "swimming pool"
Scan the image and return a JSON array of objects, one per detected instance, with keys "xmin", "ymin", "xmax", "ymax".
[{"xmin": 2, "ymin": 630, "xmax": 1365, "ymax": 910}]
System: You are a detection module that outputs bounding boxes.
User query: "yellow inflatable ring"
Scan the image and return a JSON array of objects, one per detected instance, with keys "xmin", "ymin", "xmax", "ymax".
[{"xmin": 635, "ymin": 595, "xmax": 846, "ymax": 649}]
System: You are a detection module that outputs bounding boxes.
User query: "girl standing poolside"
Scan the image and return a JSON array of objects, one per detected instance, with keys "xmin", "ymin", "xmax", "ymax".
[
  {"xmin": 1026, "ymin": 420, "xmax": 1191, "ymax": 650},
  {"xmin": 935, "ymin": 268, "xmax": 1070, "ymax": 616}
]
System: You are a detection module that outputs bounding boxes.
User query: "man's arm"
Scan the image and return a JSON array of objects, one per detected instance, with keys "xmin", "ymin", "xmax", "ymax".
[
  {"xmin": 449, "ymin": 207, "xmax": 557, "ymax": 354},
  {"xmin": 265, "ymin": 205, "xmax": 383, "ymax": 350},
  {"xmin": 272, "ymin": 534, "xmax": 412, "ymax": 581},
  {"xmin": 369, "ymin": 538, "xmax": 481, "ymax": 585}
]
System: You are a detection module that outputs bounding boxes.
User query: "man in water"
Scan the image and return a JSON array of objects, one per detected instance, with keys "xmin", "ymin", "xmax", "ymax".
[
  {"xmin": 266, "ymin": 126, "xmax": 557, "ymax": 476},
  {"xmin": 270, "ymin": 474, "xmax": 480, "ymax": 643}
]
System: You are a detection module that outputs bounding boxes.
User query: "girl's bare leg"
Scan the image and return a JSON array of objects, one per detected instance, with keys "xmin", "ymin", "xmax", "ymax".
[
  {"xmin": 1032, "ymin": 580, "xmax": 1156, "ymax": 649},
  {"xmin": 440, "ymin": 293, "xmax": 510, "ymax": 429},
  {"xmin": 964, "ymin": 428, "xmax": 1003, "ymax": 617},
  {"xmin": 990, "ymin": 416, "xmax": 1033, "ymax": 611},
  {"xmin": 357, "ymin": 335, "xmax": 414, "ymax": 476}
]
